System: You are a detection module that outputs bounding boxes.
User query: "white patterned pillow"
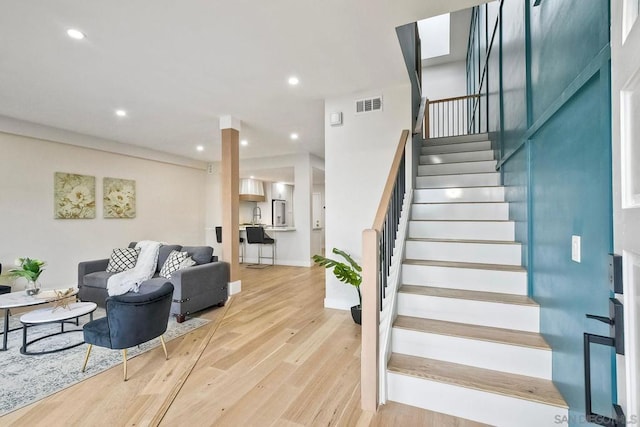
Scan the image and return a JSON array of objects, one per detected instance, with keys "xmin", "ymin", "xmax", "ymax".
[
  {"xmin": 180, "ymin": 256, "xmax": 197, "ymax": 269},
  {"xmin": 159, "ymin": 250, "xmax": 189, "ymax": 279},
  {"xmin": 106, "ymin": 248, "xmax": 140, "ymax": 273}
]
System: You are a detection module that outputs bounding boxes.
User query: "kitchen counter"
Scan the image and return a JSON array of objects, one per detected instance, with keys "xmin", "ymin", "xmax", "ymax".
[
  {"xmin": 239, "ymin": 225, "xmax": 296, "ymax": 232},
  {"xmin": 206, "ymin": 225, "xmax": 308, "ymax": 266}
]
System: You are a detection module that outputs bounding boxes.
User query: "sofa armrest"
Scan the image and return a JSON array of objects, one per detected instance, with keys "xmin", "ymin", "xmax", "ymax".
[
  {"xmin": 170, "ymin": 261, "xmax": 230, "ymax": 300},
  {"xmin": 78, "ymin": 259, "xmax": 109, "ymax": 288}
]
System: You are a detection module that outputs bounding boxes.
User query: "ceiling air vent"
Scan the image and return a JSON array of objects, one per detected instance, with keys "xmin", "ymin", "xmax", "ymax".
[{"xmin": 355, "ymin": 96, "xmax": 383, "ymax": 114}]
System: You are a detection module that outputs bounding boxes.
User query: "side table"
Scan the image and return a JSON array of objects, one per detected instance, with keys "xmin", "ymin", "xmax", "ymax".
[{"xmin": 20, "ymin": 301, "xmax": 97, "ymax": 355}]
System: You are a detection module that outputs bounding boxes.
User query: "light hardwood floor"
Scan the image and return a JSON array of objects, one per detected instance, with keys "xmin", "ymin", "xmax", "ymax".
[{"xmin": 2, "ymin": 265, "xmax": 486, "ymax": 426}]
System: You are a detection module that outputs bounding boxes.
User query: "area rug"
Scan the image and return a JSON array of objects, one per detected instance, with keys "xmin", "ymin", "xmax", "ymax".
[{"xmin": 0, "ymin": 308, "xmax": 209, "ymax": 416}]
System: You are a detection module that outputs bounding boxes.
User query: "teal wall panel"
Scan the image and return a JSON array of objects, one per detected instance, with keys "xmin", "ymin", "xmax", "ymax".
[
  {"xmin": 468, "ymin": 0, "xmax": 613, "ymax": 423},
  {"xmin": 529, "ymin": 0, "xmax": 609, "ymax": 122},
  {"xmin": 487, "ymin": 1, "xmax": 502, "ymax": 148},
  {"xmin": 530, "ymin": 75, "xmax": 613, "ymax": 419},
  {"xmin": 502, "ymin": 145, "xmax": 529, "ymax": 268},
  {"xmin": 499, "ymin": 0, "xmax": 527, "ymax": 159}
]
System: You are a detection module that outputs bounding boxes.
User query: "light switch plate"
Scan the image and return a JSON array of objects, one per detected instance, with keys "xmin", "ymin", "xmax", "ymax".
[{"xmin": 572, "ymin": 235, "xmax": 581, "ymax": 263}]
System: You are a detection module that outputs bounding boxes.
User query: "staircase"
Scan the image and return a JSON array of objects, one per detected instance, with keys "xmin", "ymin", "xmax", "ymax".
[{"xmin": 386, "ymin": 134, "xmax": 568, "ymax": 426}]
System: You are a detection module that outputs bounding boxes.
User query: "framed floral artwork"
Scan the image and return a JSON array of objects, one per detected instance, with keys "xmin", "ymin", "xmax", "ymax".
[
  {"xmin": 54, "ymin": 172, "xmax": 96, "ymax": 219},
  {"xmin": 103, "ymin": 177, "xmax": 136, "ymax": 218}
]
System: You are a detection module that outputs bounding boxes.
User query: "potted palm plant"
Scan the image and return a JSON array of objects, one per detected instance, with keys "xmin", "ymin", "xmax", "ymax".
[{"xmin": 313, "ymin": 248, "xmax": 362, "ymax": 324}]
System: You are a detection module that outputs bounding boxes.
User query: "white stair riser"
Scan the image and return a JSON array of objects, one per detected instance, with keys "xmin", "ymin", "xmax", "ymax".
[
  {"xmin": 421, "ymin": 140, "xmax": 491, "ymax": 155},
  {"xmin": 420, "ymin": 150, "xmax": 494, "ymax": 165},
  {"xmin": 402, "ymin": 263, "xmax": 527, "ymax": 295},
  {"xmin": 418, "ymin": 160, "xmax": 497, "ymax": 176},
  {"xmin": 413, "ymin": 186, "xmax": 504, "ymax": 203},
  {"xmin": 408, "ymin": 221, "xmax": 515, "ymax": 241},
  {"xmin": 412, "ymin": 203, "xmax": 509, "ymax": 220},
  {"xmin": 397, "ymin": 293, "xmax": 539, "ymax": 332},
  {"xmin": 387, "ymin": 373, "xmax": 567, "ymax": 427},
  {"xmin": 416, "ymin": 173, "xmax": 500, "ymax": 189},
  {"xmin": 405, "ymin": 240, "xmax": 521, "ymax": 266},
  {"xmin": 391, "ymin": 328, "xmax": 551, "ymax": 379}
]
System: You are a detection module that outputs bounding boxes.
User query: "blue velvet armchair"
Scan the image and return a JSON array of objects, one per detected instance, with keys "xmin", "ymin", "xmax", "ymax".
[{"xmin": 82, "ymin": 282, "xmax": 174, "ymax": 381}]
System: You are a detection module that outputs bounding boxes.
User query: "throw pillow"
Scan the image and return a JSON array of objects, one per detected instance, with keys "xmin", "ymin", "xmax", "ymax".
[
  {"xmin": 106, "ymin": 247, "xmax": 141, "ymax": 273},
  {"xmin": 159, "ymin": 250, "xmax": 189, "ymax": 279},
  {"xmin": 179, "ymin": 256, "xmax": 197, "ymax": 269}
]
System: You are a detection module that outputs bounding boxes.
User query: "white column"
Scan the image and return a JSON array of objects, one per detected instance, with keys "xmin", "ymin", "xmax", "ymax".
[{"xmin": 294, "ymin": 153, "xmax": 313, "ymax": 266}]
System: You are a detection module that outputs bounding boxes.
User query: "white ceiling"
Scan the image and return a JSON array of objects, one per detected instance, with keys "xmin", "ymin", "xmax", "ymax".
[{"xmin": 0, "ymin": 1, "xmax": 483, "ymax": 162}]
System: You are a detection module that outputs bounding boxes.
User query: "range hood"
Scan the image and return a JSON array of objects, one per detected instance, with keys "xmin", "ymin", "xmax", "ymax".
[{"xmin": 239, "ymin": 178, "xmax": 265, "ymax": 202}]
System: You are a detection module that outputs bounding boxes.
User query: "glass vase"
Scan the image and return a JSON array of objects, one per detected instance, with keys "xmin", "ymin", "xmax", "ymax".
[{"xmin": 25, "ymin": 280, "xmax": 40, "ymax": 296}]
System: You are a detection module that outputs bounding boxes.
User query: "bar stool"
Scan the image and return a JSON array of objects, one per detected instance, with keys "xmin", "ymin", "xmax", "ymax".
[
  {"xmin": 215, "ymin": 226, "xmax": 244, "ymax": 263},
  {"xmin": 245, "ymin": 226, "xmax": 276, "ymax": 268}
]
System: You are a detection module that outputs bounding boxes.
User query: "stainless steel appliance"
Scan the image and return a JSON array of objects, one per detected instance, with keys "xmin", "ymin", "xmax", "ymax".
[{"xmin": 272, "ymin": 199, "xmax": 286, "ymax": 226}]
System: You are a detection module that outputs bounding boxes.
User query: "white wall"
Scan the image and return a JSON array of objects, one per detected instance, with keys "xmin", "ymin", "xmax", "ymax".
[
  {"xmin": 421, "ymin": 60, "xmax": 467, "ymax": 100},
  {"xmin": 422, "ymin": 60, "xmax": 468, "ymax": 137},
  {"xmin": 324, "ymin": 84, "xmax": 411, "ymax": 310},
  {"xmin": 0, "ymin": 132, "xmax": 207, "ymax": 288}
]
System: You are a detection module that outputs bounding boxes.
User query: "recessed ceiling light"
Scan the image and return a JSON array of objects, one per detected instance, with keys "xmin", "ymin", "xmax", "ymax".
[
  {"xmin": 115, "ymin": 109, "xmax": 127, "ymax": 117},
  {"xmin": 66, "ymin": 29, "xmax": 86, "ymax": 40},
  {"xmin": 240, "ymin": 139, "xmax": 248, "ymax": 146},
  {"xmin": 288, "ymin": 76, "xmax": 299, "ymax": 86},
  {"xmin": 290, "ymin": 133, "xmax": 299, "ymax": 140},
  {"xmin": 196, "ymin": 145, "xmax": 204, "ymax": 152},
  {"xmin": 250, "ymin": 175, "xmax": 255, "ymax": 179}
]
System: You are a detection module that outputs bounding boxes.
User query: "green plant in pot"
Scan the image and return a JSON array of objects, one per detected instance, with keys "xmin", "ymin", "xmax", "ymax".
[
  {"xmin": 10, "ymin": 257, "xmax": 46, "ymax": 296},
  {"xmin": 313, "ymin": 248, "xmax": 362, "ymax": 325}
]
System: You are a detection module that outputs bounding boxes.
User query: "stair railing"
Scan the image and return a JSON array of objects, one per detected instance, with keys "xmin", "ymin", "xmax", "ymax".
[
  {"xmin": 361, "ymin": 129, "xmax": 410, "ymax": 411},
  {"xmin": 424, "ymin": 93, "xmax": 482, "ymax": 139}
]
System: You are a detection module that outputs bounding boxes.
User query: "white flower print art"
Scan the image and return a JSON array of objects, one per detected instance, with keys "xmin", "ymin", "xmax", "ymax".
[
  {"xmin": 103, "ymin": 178, "xmax": 136, "ymax": 218},
  {"xmin": 54, "ymin": 173, "xmax": 96, "ymax": 219}
]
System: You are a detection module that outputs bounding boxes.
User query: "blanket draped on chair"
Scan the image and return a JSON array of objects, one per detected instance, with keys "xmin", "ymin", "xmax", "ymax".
[{"xmin": 107, "ymin": 240, "xmax": 161, "ymax": 296}]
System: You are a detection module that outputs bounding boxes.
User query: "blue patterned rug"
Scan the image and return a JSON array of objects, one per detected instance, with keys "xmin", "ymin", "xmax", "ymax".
[{"xmin": 0, "ymin": 307, "xmax": 209, "ymax": 416}]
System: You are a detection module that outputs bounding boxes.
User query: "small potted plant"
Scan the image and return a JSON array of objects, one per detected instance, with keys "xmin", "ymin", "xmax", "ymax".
[
  {"xmin": 313, "ymin": 248, "xmax": 362, "ymax": 324},
  {"xmin": 10, "ymin": 257, "xmax": 46, "ymax": 296}
]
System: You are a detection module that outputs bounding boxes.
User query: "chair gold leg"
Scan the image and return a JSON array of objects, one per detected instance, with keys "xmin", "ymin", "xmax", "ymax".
[
  {"xmin": 81, "ymin": 344, "xmax": 92, "ymax": 372},
  {"xmin": 122, "ymin": 349, "xmax": 128, "ymax": 381},
  {"xmin": 160, "ymin": 335, "xmax": 168, "ymax": 360}
]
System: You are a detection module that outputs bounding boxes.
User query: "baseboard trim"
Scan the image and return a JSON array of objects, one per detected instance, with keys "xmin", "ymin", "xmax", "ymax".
[
  {"xmin": 228, "ymin": 280, "xmax": 241, "ymax": 295},
  {"xmin": 324, "ymin": 298, "xmax": 354, "ymax": 311}
]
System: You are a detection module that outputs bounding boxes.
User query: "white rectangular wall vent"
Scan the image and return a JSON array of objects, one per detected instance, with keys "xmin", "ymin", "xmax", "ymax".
[{"xmin": 355, "ymin": 96, "xmax": 383, "ymax": 114}]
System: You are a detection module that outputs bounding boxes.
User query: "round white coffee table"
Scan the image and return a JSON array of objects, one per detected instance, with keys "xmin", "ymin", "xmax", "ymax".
[
  {"xmin": 0, "ymin": 288, "xmax": 78, "ymax": 351},
  {"xmin": 20, "ymin": 301, "xmax": 97, "ymax": 355}
]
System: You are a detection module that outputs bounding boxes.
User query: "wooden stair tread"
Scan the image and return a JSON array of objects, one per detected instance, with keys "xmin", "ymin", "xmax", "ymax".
[
  {"xmin": 410, "ymin": 219, "xmax": 513, "ymax": 223},
  {"xmin": 394, "ymin": 316, "xmax": 550, "ymax": 350},
  {"xmin": 399, "ymin": 285, "xmax": 537, "ymax": 306},
  {"xmin": 419, "ymin": 159, "xmax": 496, "ymax": 166},
  {"xmin": 422, "ymin": 134, "xmax": 489, "ymax": 145},
  {"xmin": 404, "ymin": 259, "xmax": 526, "ymax": 272},
  {"xmin": 418, "ymin": 171, "xmax": 498, "ymax": 177},
  {"xmin": 412, "ymin": 201, "xmax": 506, "ymax": 205},
  {"xmin": 407, "ymin": 237, "xmax": 520, "ymax": 245},
  {"xmin": 388, "ymin": 353, "xmax": 567, "ymax": 408},
  {"xmin": 414, "ymin": 185, "xmax": 502, "ymax": 190}
]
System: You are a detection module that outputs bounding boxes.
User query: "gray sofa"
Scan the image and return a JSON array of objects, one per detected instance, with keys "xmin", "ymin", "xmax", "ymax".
[{"xmin": 78, "ymin": 243, "xmax": 229, "ymax": 322}]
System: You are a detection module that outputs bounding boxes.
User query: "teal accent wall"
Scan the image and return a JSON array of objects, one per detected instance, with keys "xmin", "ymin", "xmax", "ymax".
[
  {"xmin": 499, "ymin": 0, "xmax": 527, "ymax": 160},
  {"xmin": 530, "ymin": 74, "xmax": 613, "ymax": 417},
  {"xmin": 468, "ymin": 0, "xmax": 613, "ymax": 423}
]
